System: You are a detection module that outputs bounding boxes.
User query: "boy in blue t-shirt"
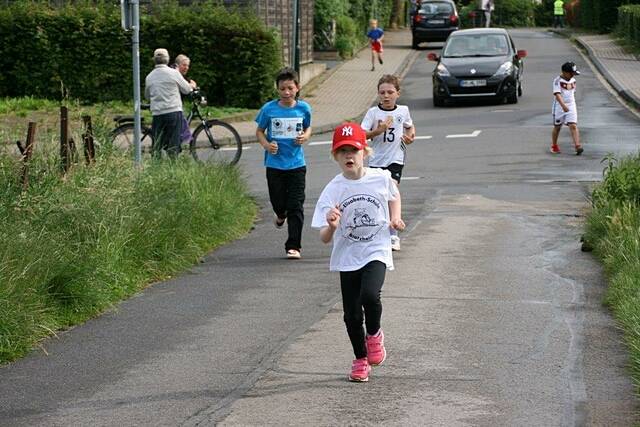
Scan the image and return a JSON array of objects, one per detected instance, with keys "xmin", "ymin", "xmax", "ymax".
[
  {"xmin": 255, "ymin": 67, "xmax": 312, "ymax": 259},
  {"xmin": 367, "ymin": 19, "xmax": 384, "ymax": 71}
]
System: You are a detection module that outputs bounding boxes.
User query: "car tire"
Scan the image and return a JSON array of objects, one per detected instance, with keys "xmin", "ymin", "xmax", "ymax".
[
  {"xmin": 412, "ymin": 37, "xmax": 419, "ymax": 49},
  {"xmin": 518, "ymin": 81, "xmax": 523, "ymax": 97},
  {"xmin": 433, "ymin": 93, "xmax": 445, "ymax": 107},
  {"xmin": 506, "ymin": 92, "xmax": 518, "ymax": 104}
]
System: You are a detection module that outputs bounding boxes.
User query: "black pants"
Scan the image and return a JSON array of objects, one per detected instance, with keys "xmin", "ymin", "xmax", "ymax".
[
  {"xmin": 266, "ymin": 166, "xmax": 306, "ymax": 251},
  {"xmin": 553, "ymin": 15, "xmax": 564, "ymax": 28},
  {"xmin": 152, "ymin": 111, "xmax": 182, "ymax": 158},
  {"xmin": 340, "ymin": 261, "xmax": 386, "ymax": 359}
]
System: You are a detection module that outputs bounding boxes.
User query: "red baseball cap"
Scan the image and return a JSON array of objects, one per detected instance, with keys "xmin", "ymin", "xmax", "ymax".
[{"xmin": 331, "ymin": 122, "xmax": 368, "ymax": 152}]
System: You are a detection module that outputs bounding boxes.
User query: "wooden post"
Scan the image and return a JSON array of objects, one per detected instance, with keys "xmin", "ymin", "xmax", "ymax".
[
  {"xmin": 17, "ymin": 122, "xmax": 36, "ymax": 190},
  {"xmin": 60, "ymin": 106, "xmax": 71, "ymax": 173},
  {"xmin": 82, "ymin": 115, "xmax": 95, "ymax": 164}
]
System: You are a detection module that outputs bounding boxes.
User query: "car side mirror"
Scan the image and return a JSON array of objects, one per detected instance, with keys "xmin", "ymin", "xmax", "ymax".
[
  {"xmin": 516, "ymin": 49, "xmax": 527, "ymax": 58},
  {"xmin": 427, "ymin": 52, "xmax": 439, "ymax": 61}
]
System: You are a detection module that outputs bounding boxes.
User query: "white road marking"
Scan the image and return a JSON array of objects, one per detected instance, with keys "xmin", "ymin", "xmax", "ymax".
[
  {"xmin": 446, "ymin": 130, "xmax": 482, "ymax": 139},
  {"xmin": 402, "ymin": 176, "xmax": 422, "ymax": 180},
  {"xmin": 309, "ymin": 140, "xmax": 332, "ymax": 146}
]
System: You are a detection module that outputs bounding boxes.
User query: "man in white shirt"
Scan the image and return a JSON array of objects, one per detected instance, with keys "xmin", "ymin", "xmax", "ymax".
[
  {"xmin": 480, "ymin": 0, "xmax": 495, "ymax": 27},
  {"xmin": 144, "ymin": 48, "xmax": 195, "ymax": 158}
]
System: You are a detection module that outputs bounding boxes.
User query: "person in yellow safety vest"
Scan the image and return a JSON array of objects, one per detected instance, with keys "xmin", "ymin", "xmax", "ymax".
[{"xmin": 553, "ymin": 0, "xmax": 564, "ymax": 28}]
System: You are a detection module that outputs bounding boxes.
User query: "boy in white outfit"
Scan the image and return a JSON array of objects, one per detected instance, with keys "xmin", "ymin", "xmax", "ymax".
[
  {"xmin": 361, "ymin": 74, "xmax": 415, "ymax": 251},
  {"xmin": 550, "ymin": 61, "xmax": 583, "ymax": 155}
]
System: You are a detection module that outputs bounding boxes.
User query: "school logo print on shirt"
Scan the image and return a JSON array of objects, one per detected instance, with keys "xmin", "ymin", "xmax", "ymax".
[
  {"xmin": 340, "ymin": 193, "xmax": 385, "ymax": 242},
  {"xmin": 271, "ymin": 117, "xmax": 303, "ymax": 139}
]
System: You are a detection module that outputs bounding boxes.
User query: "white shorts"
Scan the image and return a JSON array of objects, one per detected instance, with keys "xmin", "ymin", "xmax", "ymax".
[{"xmin": 553, "ymin": 104, "xmax": 577, "ymax": 125}]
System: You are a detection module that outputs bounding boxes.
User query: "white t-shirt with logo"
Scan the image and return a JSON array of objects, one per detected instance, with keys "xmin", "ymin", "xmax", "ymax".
[
  {"xmin": 361, "ymin": 105, "xmax": 413, "ymax": 167},
  {"xmin": 552, "ymin": 76, "xmax": 577, "ymax": 107},
  {"xmin": 312, "ymin": 168, "xmax": 399, "ymax": 272}
]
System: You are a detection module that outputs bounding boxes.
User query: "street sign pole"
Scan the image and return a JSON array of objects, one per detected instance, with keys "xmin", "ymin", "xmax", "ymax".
[
  {"xmin": 121, "ymin": 0, "xmax": 142, "ymax": 166},
  {"xmin": 131, "ymin": 0, "xmax": 142, "ymax": 166},
  {"xmin": 292, "ymin": 0, "xmax": 300, "ymax": 74}
]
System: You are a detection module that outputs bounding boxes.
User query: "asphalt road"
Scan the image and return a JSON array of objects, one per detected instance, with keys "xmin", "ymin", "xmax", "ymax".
[{"xmin": 1, "ymin": 29, "xmax": 640, "ymax": 426}]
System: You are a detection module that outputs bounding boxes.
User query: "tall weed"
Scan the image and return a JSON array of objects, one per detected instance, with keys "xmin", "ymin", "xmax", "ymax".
[
  {"xmin": 585, "ymin": 153, "xmax": 640, "ymax": 392},
  {"xmin": 0, "ymin": 144, "xmax": 256, "ymax": 363}
]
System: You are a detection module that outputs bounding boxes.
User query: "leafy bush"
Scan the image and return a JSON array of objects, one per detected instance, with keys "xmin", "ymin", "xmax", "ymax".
[
  {"xmin": 534, "ymin": 0, "xmax": 555, "ymax": 27},
  {"xmin": 313, "ymin": 0, "xmax": 393, "ymax": 52},
  {"xmin": 335, "ymin": 15, "xmax": 358, "ymax": 58},
  {"xmin": 493, "ymin": 0, "xmax": 536, "ymax": 27},
  {"xmin": 0, "ymin": 1, "xmax": 281, "ymax": 108},
  {"xmin": 0, "ymin": 141, "xmax": 256, "ymax": 363}
]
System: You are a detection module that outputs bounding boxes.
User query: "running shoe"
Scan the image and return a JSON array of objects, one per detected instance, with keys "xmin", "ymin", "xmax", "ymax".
[
  {"xmin": 348, "ymin": 358, "xmax": 371, "ymax": 382},
  {"xmin": 273, "ymin": 214, "xmax": 285, "ymax": 229},
  {"xmin": 391, "ymin": 235, "xmax": 401, "ymax": 251},
  {"xmin": 366, "ymin": 329, "xmax": 387, "ymax": 366},
  {"xmin": 286, "ymin": 249, "xmax": 301, "ymax": 259},
  {"xmin": 550, "ymin": 144, "xmax": 561, "ymax": 154},
  {"xmin": 575, "ymin": 145, "xmax": 584, "ymax": 155}
]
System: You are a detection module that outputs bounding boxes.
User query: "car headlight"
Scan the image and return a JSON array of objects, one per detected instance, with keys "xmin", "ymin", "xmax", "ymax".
[
  {"xmin": 436, "ymin": 63, "xmax": 450, "ymax": 77},
  {"xmin": 494, "ymin": 61, "xmax": 514, "ymax": 76}
]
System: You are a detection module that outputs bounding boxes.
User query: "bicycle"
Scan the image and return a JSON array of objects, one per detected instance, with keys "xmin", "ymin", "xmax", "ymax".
[{"xmin": 111, "ymin": 89, "xmax": 242, "ymax": 165}]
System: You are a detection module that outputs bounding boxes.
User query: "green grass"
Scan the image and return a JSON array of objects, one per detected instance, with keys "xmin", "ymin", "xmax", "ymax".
[
  {"xmin": 584, "ymin": 153, "xmax": 640, "ymax": 392},
  {"xmin": 0, "ymin": 137, "xmax": 257, "ymax": 363}
]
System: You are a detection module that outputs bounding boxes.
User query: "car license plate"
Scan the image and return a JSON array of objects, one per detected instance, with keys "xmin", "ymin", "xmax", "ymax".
[
  {"xmin": 427, "ymin": 19, "xmax": 445, "ymax": 24},
  {"xmin": 460, "ymin": 80, "xmax": 487, "ymax": 87}
]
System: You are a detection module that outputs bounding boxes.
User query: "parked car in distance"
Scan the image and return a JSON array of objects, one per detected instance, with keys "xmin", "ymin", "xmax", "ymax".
[
  {"xmin": 411, "ymin": 0, "xmax": 459, "ymax": 49},
  {"xmin": 427, "ymin": 28, "xmax": 527, "ymax": 106}
]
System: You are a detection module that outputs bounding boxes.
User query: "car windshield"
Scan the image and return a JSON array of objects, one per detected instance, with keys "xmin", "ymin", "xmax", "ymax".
[
  {"xmin": 443, "ymin": 34, "xmax": 510, "ymax": 57},
  {"xmin": 419, "ymin": 2, "xmax": 453, "ymax": 15}
]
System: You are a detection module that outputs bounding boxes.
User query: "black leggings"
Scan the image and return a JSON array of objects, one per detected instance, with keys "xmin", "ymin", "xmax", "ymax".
[{"xmin": 340, "ymin": 260, "xmax": 386, "ymax": 359}]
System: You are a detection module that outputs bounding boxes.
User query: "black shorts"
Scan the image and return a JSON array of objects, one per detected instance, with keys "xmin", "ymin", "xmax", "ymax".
[{"xmin": 370, "ymin": 163, "xmax": 403, "ymax": 183}]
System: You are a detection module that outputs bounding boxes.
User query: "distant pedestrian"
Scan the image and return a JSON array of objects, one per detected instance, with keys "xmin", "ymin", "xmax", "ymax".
[
  {"xmin": 171, "ymin": 54, "xmax": 197, "ymax": 144},
  {"xmin": 550, "ymin": 62, "xmax": 583, "ymax": 155},
  {"xmin": 367, "ymin": 19, "xmax": 384, "ymax": 72},
  {"xmin": 312, "ymin": 122, "xmax": 405, "ymax": 382},
  {"xmin": 144, "ymin": 48, "xmax": 195, "ymax": 158},
  {"xmin": 553, "ymin": 0, "xmax": 565, "ymax": 28},
  {"xmin": 479, "ymin": 0, "xmax": 494, "ymax": 27},
  {"xmin": 360, "ymin": 74, "xmax": 415, "ymax": 252},
  {"xmin": 255, "ymin": 67, "xmax": 312, "ymax": 259}
]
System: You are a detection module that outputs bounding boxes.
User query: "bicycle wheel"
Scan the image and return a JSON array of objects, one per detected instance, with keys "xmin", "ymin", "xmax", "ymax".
[
  {"xmin": 111, "ymin": 123, "xmax": 153, "ymax": 153},
  {"xmin": 190, "ymin": 120, "xmax": 242, "ymax": 165}
]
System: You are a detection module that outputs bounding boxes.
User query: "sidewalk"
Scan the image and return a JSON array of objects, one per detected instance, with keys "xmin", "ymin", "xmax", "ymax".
[
  {"xmin": 554, "ymin": 29, "xmax": 640, "ymax": 110},
  {"xmin": 231, "ymin": 29, "xmax": 419, "ymax": 143}
]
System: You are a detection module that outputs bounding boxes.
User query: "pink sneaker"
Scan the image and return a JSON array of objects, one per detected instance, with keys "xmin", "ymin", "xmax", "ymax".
[
  {"xmin": 349, "ymin": 357, "xmax": 371, "ymax": 382},
  {"xmin": 366, "ymin": 329, "xmax": 386, "ymax": 366}
]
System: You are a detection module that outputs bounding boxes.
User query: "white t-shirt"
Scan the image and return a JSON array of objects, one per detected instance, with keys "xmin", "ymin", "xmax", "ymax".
[
  {"xmin": 361, "ymin": 104, "xmax": 414, "ymax": 167},
  {"xmin": 552, "ymin": 76, "xmax": 577, "ymax": 107},
  {"xmin": 312, "ymin": 168, "xmax": 399, "ymax": 272}
]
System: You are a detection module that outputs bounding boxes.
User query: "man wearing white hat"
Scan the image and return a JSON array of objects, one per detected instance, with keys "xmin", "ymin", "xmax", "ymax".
[{"xmin": 144, "ymin": 48, "xmax": 195, "ymax": 157}]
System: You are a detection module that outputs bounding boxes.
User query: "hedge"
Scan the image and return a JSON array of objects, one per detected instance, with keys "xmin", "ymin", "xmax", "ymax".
[
  {"xmin": 0, "ymin": 2, "xmax": 281, "ymax": 108},
  {"xmin": 617, "ymin": 5, "xmax": 640, "ymax": 49},
  {"xmin": 579, "ymin": 0, "xmax": 640, "ymax": 33}
]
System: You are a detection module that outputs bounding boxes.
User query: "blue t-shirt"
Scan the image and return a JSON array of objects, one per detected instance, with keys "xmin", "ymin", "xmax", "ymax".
[
  {"xmin": 367, "ymin": 28, "xmax": 384, "ymax": 41},
  {"xmin": 255, "ymin": 99, "xmax": 312, "ymax": 170}
]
